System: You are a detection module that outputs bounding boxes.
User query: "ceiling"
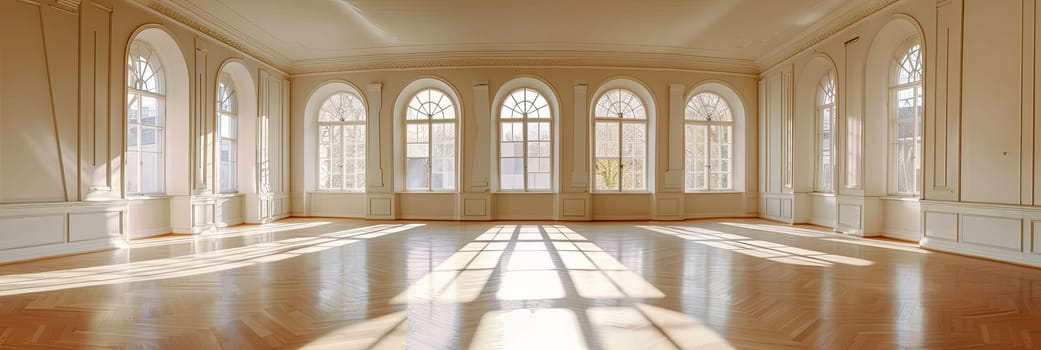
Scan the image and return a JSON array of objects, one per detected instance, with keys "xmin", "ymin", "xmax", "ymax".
[{"xmin": 155, "ymin": 0, "xmax": 886, "ymax": 74}]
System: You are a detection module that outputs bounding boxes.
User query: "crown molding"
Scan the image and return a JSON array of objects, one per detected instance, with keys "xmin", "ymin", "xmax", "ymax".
[
  {"xmin": 288, "ymin": 50, "xmax": 759, "ymax": 76},
  {"xmin": 754, "ymin": 0, "xmax": 901, "ymax": 73},
  {"xmin": 131, "ymin": 0, "xmax": 292, "ymax": 71}
]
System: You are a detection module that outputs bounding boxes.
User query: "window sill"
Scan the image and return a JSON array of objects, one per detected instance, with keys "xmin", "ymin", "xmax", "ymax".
[
  {"xmin": 880, "ymin": 196, "xmax": 920, "ymax": 202},
  {"xmin": 808, "ymin": 192, "xmax": 836, "ymax": 198},
  {"xmin": 126, "ymin": 195, "xmax": 172, "ymax": 201},
  {"xmin": 311, "ymin": 191, "xmax": 366, "ymax": 194},
  {"xmin": 683, "ymin": 191, "xmax": 744, "ymax": 195},
  {"xmin": 591, "ymin": 192, "xmax": 652, "ymax": 195}
]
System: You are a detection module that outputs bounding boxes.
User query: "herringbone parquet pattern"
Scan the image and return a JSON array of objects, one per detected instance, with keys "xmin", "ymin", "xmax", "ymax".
[{"xmin": 1, "ymin": 219, "xmax": 1041, "ymax": 349}]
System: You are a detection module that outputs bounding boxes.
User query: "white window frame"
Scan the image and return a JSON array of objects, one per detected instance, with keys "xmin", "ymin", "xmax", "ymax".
[
  {"xmin": 684, "ymin": 92, "xmax": 734, "ymax": 192},
  {"xmin": 498, "ymin": 88, "xmax": 554, "ymax": 192},
  {"xmin": 888, "ymin": 39, "xmax": 923, "ymax": 197},
  {"xmin": 126, "ymin": 40, "xmax": 166, "ymax": 196},
  {"xmin": 404, "ymin": 88, "xmax": 457, "ymax": 192},
  {"xmin": 592, "ymin": 88, "xmax": 648, "ymax": 192},
  {"xmin": 317, "ymin": 91, "xmax": 367, "ymax": 192},
  {"xmin": 815, "ymin": 71, "xmax": 836, "ymax": 193},
  {"xmin": 217, "ymin": 73, "xmax": 238, "ymax": 194}
]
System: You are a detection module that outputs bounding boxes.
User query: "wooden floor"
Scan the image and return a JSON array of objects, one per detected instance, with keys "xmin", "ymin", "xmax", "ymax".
[{"xmin": 2, "ymin": 219, "xmax": 1041, "ymax": 349}]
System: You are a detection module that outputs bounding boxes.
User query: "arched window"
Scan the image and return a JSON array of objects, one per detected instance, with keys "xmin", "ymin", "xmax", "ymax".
[
  {"xmin": 499, "ymin": 88, "xmax": 552, "ymax": 191},
  {"xmin": 816, "ymin": 71, "xmax": 836, "ymax": 193},
  {"xmin": 217, "ymin": 73, "xmax": 237, "ymax": 193},
  {"xmin": 318, "ymin": 92, "xmax": 366, "ymax": 192},
  {"xmin": 405, "ymin": 89, "xmax": 456, "ymax": 191},
  {"xmin": 890, "ymin": 42, "xmax": 923, "ymax": 195},
  {"xmin": 126, "ymin": 41, "xmax": 165, "ymax": 195},
  {"xmin": 593, "ymin": 88, "xmax": 647, "ymax": 191},
  {"xmin": 684, "ymin": 92, "xmax": 733, "ymax": 191}
]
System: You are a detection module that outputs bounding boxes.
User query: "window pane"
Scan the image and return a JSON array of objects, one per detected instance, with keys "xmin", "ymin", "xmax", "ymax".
[
  {"xmin": 595, "ymin": 158, "xmax": 620, "ymax": 191},
  {"xmin": 685, "ymin": 125, "xmax": 708, "ymax": 191},
  {"xmin": 500, "ymin": 158, "xmax": 524, "ymax": 190},
  {"xmin": 220, "ymin": 114, "xmax": 236, "ymax": 139},
  {"xmin": 407, "ymin": 158, "xmax": 428, "ymax": 190},
  {"xmin": 621, "ymin": 123, "xmax": 645, "ymax": 191},
  {"xmin": 141, "ymin": 151, "xmax": 162, "ymax": 194},
  {"xmin": 344, "ymin": 125, "xmax": 366, "ymax": 191},
  {"xmin": 595, "ymin": 122, "xmax": 619, "ymax": 158}
]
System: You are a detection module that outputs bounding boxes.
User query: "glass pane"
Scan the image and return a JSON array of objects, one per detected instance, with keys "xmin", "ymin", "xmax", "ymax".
[
  {"xmin": 595, "ymin": 158, "xmax": 620, "ymax": 191},
  {"xmin": 596, "ymin": 122, "xmax": 619, "ymax": 158},
  {"xmin": 501, "ymin": 88, "xmax": 550, "ymax": 119},
  {"xmin": 595, "ymin": 89, "xmax": 646, "ymax": 119},
  {"xmin": 685, "ymin": 93, "xmax": 732, "ymax": 121},
  {"xmin": 126, "ymin": 151, "xmax": 140, "ymax": 194},
  {"xmin": 220, "ymin": 114, "xmax": 237, "ymax": 139},
  {"xmin": 685, "ymin": 125, "xmax": 708, "ymax": 191},
  {"xmin": 407, "ymin": 158, "xmax": 428, "ymax": 190},
  {"xmin": 141, "ymin": 96, "xmax": 161, "ymax": 126},
  {"xmin": 500, "ymin": 158, "xmax": 524, "ymax": 190},
  {"xmin": 141, "ymin": 151, "xmax": 162, "ymax": 194},
  {"xmin": 528, "ymin": 122, "xmax": 550, "ymax": 141}
]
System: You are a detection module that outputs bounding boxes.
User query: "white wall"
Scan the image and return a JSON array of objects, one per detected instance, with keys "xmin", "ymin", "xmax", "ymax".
[
  {"xmin": 0, "ymin": 0, "xmax": 290, "ymax": 263},
  {"xmin": 759, "ymin": 0, "xmax": 1041, "ymax": 267}
]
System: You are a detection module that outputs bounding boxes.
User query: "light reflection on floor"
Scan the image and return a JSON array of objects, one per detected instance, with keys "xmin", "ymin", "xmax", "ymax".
[
  {"xmin": 640, "ymin": 225, "xmax": 874, "ymax": 267},
  {"xmin": 0, "ymin": 224, "xmax": 424, "ymax": 296},
  {"xmin": 309, "ymin": 224, "xmax": 734, "ymax": 349}
]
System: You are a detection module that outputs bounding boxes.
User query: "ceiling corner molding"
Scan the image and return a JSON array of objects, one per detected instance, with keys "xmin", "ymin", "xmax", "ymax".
[
  {"xmin": 143, "ymin": 0, "xmax": 292, "ymax": 71},
  {"xmin": 289, "ymin": 51, "xmax": 759, "ymax": 77},
  {"xmin": 755, "ymin": 0, "xmax": 901, "ymax": 73}
]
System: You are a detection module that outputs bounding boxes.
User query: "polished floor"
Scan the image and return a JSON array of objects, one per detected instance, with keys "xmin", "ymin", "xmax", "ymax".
[{"xmin": 1, "ymin": 219, "xmax": 1041, "ymax": 349}]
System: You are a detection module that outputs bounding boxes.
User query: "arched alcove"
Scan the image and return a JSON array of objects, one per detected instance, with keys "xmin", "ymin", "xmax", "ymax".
[
  {"xmin": 126, "ymin": 26, "xmax": 190, "ymax": 198},
  {"xmin": 589, "ymin": 77, "xmax": 658, "ymax": 192},
  {"xmin": 685, "ymin": 81, "xmax": 749, "ymax": 192},
  {"xmin": 490, "ymin": 76, "xmax": 561, "ymax": 192},
  {"xmin": 795, "ymin": 54, "xmax": 839, "ymax": 194},
  {"xmin": 863, "ymin": 16, "xmax": 923, "ymax": 196},
  {"xmin": 391, "ymin": 77, "xmax": 462, "ymax": 192},
  {"xmin": 303, "ymin": 80, "xmax": 367, "ymax": 193},
  {"xmin": 215, "ymin": 60, "xmax": 257, "ymax": 196}
]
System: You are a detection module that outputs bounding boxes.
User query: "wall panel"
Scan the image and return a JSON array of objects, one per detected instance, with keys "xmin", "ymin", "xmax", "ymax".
[{"xmin": 960, "ymin": 0, "xmax": 1022, "ymax": 205}]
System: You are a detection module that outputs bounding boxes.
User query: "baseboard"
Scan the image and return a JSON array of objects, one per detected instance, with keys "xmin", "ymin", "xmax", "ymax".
[
  {"xmin": 129, "ymin": 227, "xmax": 172, "ymax": 240},
  {"xmin": 0, "ymin": 237, "xmax": 122, "ymax": 265}
]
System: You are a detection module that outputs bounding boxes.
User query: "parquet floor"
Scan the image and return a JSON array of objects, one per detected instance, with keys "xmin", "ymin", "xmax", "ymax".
[{"xmin": 2, "ymin": 219, "xmax": 1041, "ymax": 349}]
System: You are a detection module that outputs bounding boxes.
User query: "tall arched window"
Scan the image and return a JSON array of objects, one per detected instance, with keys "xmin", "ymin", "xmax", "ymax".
[
  {"xmin": 318, "ymin": 92, "xmax": 366, "ymax": 192},
  {"xmin": 890, "ymin": 42, "xmax": 923, "ymax": 195},
  {"xmin": 593, "ymin": 88, "xmax": 647, "ymax": 191},
  {"xmin": 405, "ymin": 89, "xmax": 456, "ymax": 191},
  {"xmin": 126, "ymin": 41, "xmax": 166, "ymax": 195},
  {"xmin": 684, "ymin": 92, "xmax": 733, "ymax": 192},
  {"xmin": 816, "ymin": 71, "xmax": 836, "ymax": 193},
  {"xmin": 217, "ymin": 73, "xmax": 237, "ymax": 193},
  {"xmin": 499, "ymin": 88, "xmax": 552, "ymax": 191}
]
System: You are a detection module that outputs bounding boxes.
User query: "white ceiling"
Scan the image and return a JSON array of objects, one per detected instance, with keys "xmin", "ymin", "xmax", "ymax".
[{"xmin": 160, "ymin": 0, "xmax": 884, "ymax": 74}]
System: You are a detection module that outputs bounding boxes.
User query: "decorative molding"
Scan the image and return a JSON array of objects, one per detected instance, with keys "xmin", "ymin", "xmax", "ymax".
[
  {"xmin": 756, "ymin": 0, "xmax": 901, "ymax": 73},
  {"xmin": 289, "ymin": 50, "xmax": 760, "ymax": 76},
  {"xmin": 139, "ymin": 0, "xmax": 291, "ymax": 71}
]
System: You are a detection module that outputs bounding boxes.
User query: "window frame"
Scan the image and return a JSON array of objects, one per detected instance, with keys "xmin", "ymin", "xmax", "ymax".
[
  {"xmin": 683, "ymin": 92, "xmax": 735, "ymax": 192},
  {"xmin": 592, "ymin": 88, "xmax": 649, "ymax": 193},
  {"xmin": 217, "ymin": 73, "xmax": 238, "ymax": 194},
  {"xmin": 815, "ymin": 71, "xmax": 837, "ymax": 193},
  {"xmin": 126, "ymin": 40, "xmax": 166, "ymax": 196},
  {"xmin": 403, "ymin": 88, "xmax": 458, "ymax": 192},
  {"xmin": 317, "ymin": 91, "xmax": 367, "ymax": 193},
  {"xmin": 497, "ymin": 87, "xmax": 554, "ymax": 192},
  {"xmin": 887, "ymin": 39, "xmax": 924, "ymax": 197}
]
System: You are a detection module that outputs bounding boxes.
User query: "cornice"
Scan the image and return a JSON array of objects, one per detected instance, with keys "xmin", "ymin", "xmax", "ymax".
[
  {"xmin": 289, "ymin": 50, "xmax": 759, "ymax": 77},
  {"xmin": 754, "ymin": 0, "xmax": 901, "ymax": 73},
  {"xmin": 138, "ymin": 0, "xmax": 292, "ymax": 70}
]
